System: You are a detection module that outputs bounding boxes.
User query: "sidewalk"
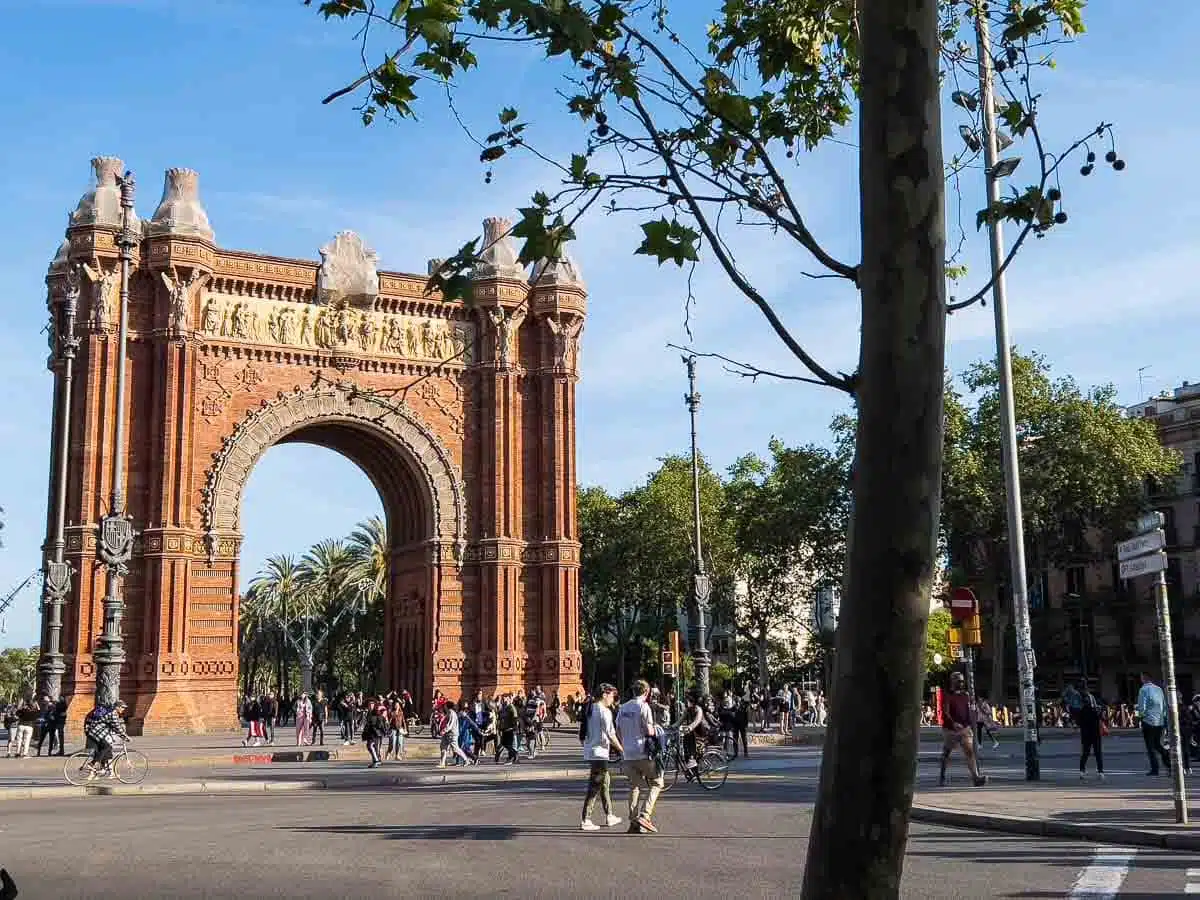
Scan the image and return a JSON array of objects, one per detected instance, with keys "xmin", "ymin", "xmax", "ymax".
[{"xmin": 913, "ymin": 767, "xmax": 1200, "ymax": 850}]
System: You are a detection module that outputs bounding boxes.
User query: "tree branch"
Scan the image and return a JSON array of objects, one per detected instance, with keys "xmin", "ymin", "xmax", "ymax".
[{"xmin": 629, "ymin": 92, "xmax": 853, "ymax": 393}]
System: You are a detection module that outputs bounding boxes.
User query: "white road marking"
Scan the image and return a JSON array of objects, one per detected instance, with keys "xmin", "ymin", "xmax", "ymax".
[{"xmin": 1068, "ymin": 848, "xmax": 1137, "ymax": 898}]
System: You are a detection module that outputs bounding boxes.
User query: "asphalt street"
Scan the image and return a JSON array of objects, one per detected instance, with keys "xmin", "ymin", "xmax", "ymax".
[{"xmin": 2, "ymin": 769, "xmax": 1198, "ymax": 898}]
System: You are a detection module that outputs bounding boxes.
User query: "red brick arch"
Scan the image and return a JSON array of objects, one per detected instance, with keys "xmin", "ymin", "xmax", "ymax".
[{"xmin": 41, "ymin": 161, "xmax": 585, "ymax": 733}]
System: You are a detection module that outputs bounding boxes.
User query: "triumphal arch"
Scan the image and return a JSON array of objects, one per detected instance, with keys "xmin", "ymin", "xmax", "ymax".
[{"xmin": 38, "ymin": 157, "xmax": 585, "ymax": 732}]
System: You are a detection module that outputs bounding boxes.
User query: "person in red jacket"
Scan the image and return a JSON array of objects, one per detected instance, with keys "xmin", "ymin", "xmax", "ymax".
[{"xmin": 939, "ymin": 672, "xmax": 987, "ymax": 787}]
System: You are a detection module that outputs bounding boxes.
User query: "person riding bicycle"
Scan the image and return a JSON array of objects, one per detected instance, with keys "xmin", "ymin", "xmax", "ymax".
[
  {"xmin": 83, "ymin": 699, "xmax": 128, "ymax": 778},
  {"xmin": 678, "ymin": 694, "xmax": 710, "ymax": 773}
]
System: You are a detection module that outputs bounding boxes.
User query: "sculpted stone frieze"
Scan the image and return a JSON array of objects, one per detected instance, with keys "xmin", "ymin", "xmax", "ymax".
[{"xmin": 197, "ymin": 292, "xmax": 474, "ymax": 364}]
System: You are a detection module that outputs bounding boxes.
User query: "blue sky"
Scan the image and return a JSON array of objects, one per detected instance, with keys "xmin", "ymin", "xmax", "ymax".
[{"xmin": 1, "ymin": 1, "xmax": 1197, "ymax": 648}]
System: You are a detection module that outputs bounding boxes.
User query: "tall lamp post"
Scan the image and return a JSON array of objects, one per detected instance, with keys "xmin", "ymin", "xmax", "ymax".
[
  {"xmin": 38, "ymin": 263, "xmax": 83, "ymax": 700},
  {"xmin": 973, "ymin": 8, "xmax": 1040, "ymax": 780},
  {"xmin": 683, "ymin": 355, "xmax": 712, "ymax": 698},
  {"xmin": 94, "ymin": 172, "xmax": 138, "ymax": 708},
  {"xmin": 266, "ymin": 580, "xmax": 373, "ymax": 696}
]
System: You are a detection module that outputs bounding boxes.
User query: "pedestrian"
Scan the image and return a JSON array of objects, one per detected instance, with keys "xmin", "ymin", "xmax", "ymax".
[
  {"xmin": 1076, "ymin": 681, "xmax": 1106, "ymax": 780},
  {"xmin": 938, "ymin": 672, "xmax": 987, "ymax": 787},
  {"xmin": 260, "ymin": 693, "xmax": 277, "ymax": 745},
  {"xmin": 11, "ymin": 701, "xmax": 37, "ymax": 758},
  {"xmin": 495, "ymin": 695, "xmax": 519, "ymax": 765},
  {"xmin": 362, "ymin": 700, "xmax": 387, "ymax": 768},
  {"xmin": 294, "ymin": 693, "xmax": 313, "ymax": 746},
  {"xmin": 974, "ymin": 696, "xmax": 999, "ymax": 750},
  {"xmin": 386, "ymin": 698, "xmax": 407, "ymax": 760},
  {"xmin": 616, "ymin": 679, "xmax": 665, "ymax": 834},
  {"xmin": 437, "ymin": 701, "xmax": 472, "ymax": 768},
  {"xmin": 311, "ymin": 690, "xmax": 327, "ymax": 746},
  {"xmin": 580, "ymin": 683, "xmax": 623, "ymax": 831},
  {"xmin": 1136, "ymin": 672, "xmax": 1171, "ymax": 776},
  {"xmin": 731, "ymin": 693, "xmax": 750, "ymax": 759}
]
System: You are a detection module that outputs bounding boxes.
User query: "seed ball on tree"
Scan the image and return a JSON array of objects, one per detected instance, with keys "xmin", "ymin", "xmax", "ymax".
[
  {"xmin": 1086, "ymin": 151, "xmax": 1096, "ymax": 163},
  {"xmin": 1054, "ymin": 211, "xmax": 1068, "ymax": 224},
  {"xmin": 1113, "ymin": 159, "xmax": 1126, "ymax": 171},
  {"xmin": 1047, "ymin": 188, "xmax": 1062, "ymax": 202},
  {"xmin": 1105, "ymin": 150, "xmax": 1117, "ymax": 163}
]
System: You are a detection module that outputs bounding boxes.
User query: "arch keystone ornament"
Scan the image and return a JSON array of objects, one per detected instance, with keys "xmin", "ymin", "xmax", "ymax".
[{"xmin": 39, "ymin": 165, "xmax": 585, "ymax": 733}]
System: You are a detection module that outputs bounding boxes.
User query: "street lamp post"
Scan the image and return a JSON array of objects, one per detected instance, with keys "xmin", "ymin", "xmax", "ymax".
[
  {"xmin": 271, "ymin": 580, "xmax": 374, "ymax": 696},
  {"xmin": 38, "ymin": 263, "xmax": 83, "ymax": 700},
  {"xmin": 683, "ymin": 355, "xmax": 712, "ymax": 698},
  {"xmin": 94, "ymin": 172, "xmax": 138, "ymax": 708},
  {"xmin": 973, "ymin": 8, "xmax": 1040, "ymax": 780}
]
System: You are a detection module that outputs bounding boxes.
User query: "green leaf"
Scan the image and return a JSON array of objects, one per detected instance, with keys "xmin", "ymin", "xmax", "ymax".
[
  {"xmin": 479, "ymin": 146, "xmax": 507, "ymax": 163},
  {"xmin": 499, "ymin": 107, "xmax": 519, "ymax": 125},
  {"xmin": 635, "ymin": 218, "xmax": 701, "ymax": 267}
]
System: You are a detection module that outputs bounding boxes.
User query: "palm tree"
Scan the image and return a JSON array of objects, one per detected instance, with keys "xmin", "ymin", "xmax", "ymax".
[
  {"xmin": 246, "ymin": 554, "xmax": 304, "ymax": 695},
  {"xmin": 346, "ymin": 516, "xmax": 388, "ymax": 599},
  {"xmin": 299, "ymin": 539, "xmax": 352, "ymax": 691},
  {"xmin": 346, "ymin": 516, "xmax": 388, "ymax": 691}
]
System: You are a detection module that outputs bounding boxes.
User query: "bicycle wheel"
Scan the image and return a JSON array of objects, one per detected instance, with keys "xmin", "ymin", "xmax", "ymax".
[
  {"xmin": 64, "ymin": 749, "xmax": 95, "ymax": 786},
  {"xmin": 697, "ymin": 747, "xmax": 729, "ymax": 791},
  {"xmin": 115, "ymin": 749, "xmax": 150, "ymax": 785},
  {"xmin": 658, "ymin": 751, "xmax": 682, "ymax": 792}
]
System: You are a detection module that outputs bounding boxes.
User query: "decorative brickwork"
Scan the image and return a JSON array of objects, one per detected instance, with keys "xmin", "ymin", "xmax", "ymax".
[{"xmin": 41, "ymin": 161, "xmax": 586, "ymax": 734}]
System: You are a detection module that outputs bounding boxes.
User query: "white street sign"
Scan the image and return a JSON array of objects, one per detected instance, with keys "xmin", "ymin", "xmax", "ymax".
[
  {"xmin": 1136, "ymin": 511, "xmax": 1166, "ymax": 534},
  {"xmin": 1117, "ymin": 529, "xmax": 1165, "ymax": 561},
  {"xmin": 1119, "ymin": 551, "xmax": 1167, "ymax": 580}
]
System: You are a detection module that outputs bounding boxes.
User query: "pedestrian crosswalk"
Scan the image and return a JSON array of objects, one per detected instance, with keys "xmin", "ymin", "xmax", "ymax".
[
  {"xmin": 1068, "ymin": 848, "xmax": 1136, "ymax": 898},
  {"xmin": 1185, "ymin": 867, "xmax": 1200, "ymax": 893}
]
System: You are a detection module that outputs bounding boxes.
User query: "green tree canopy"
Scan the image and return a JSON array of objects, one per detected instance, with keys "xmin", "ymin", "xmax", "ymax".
[{"xmin": 943, "ymin": 350, "xmax": 1179, "ymax": 579}]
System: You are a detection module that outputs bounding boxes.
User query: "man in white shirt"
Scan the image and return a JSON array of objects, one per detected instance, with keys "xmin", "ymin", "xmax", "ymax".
[
  {"xmin": 617, "ymin": 679, "xmax": 665, "ymax": 834},
  {"xmin": 580, "ymin": 684, "xmax": 623, "ymax": 831}
]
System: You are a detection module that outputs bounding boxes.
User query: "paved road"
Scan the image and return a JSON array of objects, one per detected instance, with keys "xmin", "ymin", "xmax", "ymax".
[{"xmin": 1, "ymin": 771, "xmax": 1196, "ymax": 898}]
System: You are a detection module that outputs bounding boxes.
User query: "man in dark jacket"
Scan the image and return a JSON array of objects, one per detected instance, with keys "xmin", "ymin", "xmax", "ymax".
[{"xmin": 1076, "ymin": 681, "xmax": 1106, "ymax": 780}]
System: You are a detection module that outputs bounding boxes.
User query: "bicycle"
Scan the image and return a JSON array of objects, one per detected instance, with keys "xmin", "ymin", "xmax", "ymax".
[
  {"xmin": 64, "ymin": 743, "xmax": 150, "ymax": 786},
  {"xmin": 656, "ymin": 727, "xmax": 730, "ymax": 792}
]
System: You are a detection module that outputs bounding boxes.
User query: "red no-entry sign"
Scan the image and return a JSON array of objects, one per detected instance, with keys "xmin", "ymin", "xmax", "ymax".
[{"xmin": 948, "ymin": 586, "xmax": 978, "ymax": 616}]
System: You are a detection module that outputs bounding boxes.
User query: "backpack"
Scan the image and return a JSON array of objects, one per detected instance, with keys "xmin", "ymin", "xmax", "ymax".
[{"xmin": 578, "ymin": 700, "xmax": 594, "ymax": 743}]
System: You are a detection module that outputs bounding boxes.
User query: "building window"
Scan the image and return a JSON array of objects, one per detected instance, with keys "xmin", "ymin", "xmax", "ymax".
[{"xmin": 1066, "ymin": 566, "xmax": 1086, "ymax": 597}]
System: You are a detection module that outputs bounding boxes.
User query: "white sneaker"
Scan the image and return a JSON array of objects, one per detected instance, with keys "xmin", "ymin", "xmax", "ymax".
[
  {"xmin": 1098, "ymin": 772, "xmax": 1105, "ymax": 781},
  {"xmin": 604, "ymin": 814, "xmax": 622, "ymax": 828},
  {"xmin": 580, "ymin": 820, "xmax": 601, "ymax": 831},
  {"xmin": 991, "ymin": 740, "xmax": 1000, "ymax": 750},
  {"xmin": 1079, "ymin": 772, "xmax": 1086, "ymax": 780}
]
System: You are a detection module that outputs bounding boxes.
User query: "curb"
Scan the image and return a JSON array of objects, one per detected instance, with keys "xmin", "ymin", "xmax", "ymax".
[
  {"xmin": 0, "ymin": 763, "xmax": 776, "ymax": 802},
  {"xmin": 910, "ymin": 803, "xmax": 1200, "ymax": 851},
  {"xmin": 0, "ymin": 767, "xmax": 586, "ymax": 801}
]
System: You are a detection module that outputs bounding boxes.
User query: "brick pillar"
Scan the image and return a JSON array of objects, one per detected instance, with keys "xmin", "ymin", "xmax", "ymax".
[
  {"xmin": 135, "ymin": 232, "xmax": 228, "ymax": 732},
  {"xmin": 469, "ymin": 217, "xmax": 531, "ymax": 694},
  {"xmin": 530, "ymin": 259, "xmax": 587, "ymax": 699}
]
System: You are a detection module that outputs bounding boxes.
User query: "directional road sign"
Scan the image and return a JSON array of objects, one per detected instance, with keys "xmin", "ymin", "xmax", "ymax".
[
  {"xmin": 1118, "ymin": 529, "xmax": 1165, "ymax": 562},
  {"xmin": 1136, "ymin": 511, "xmax": 1166, "ymax": 534},
  {"xmin": 1119, "ymin": 550, "xmax": 1167, "ymax": 580}
]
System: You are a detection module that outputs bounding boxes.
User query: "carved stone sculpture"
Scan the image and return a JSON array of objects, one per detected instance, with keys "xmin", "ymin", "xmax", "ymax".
[
  {"xmin": 160, "ymin": 265, "xmax": 206, "ymax": 333},
  {"xmin": 318, "ymin": 232, "xmax": 379, "ymax": 307},
  {"xmin": 148, "ymin": 168, "xmax": 214, "ymax": 242},
  {"xmin": 544, "ymin": 314, "xmax": 584, "ymax": 370},
  {"xmin": 487, "ymin": 306, "xmax": 527, "ymax": 367},
  {"xmin": 472, "ymin": 217, "xmax": 525, "ymax": 280},
  {"xmin": 201, "ymin": 298, "xmax": 221, "ymax": 334},
  {"xmin": 81, "ymin": 263, "xmax": 117, "ymax": 330}
]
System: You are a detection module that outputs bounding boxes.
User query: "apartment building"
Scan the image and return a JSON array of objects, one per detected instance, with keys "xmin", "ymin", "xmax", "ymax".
[{"xmin": 975, "ymin": 382, "xmax": 1200, "ymax": 705}]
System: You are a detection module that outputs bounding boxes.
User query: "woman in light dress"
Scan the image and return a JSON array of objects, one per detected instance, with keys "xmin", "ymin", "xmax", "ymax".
[{"xmin": 295, "ymin": 693, "xmax": 313, "ymax": 746}]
